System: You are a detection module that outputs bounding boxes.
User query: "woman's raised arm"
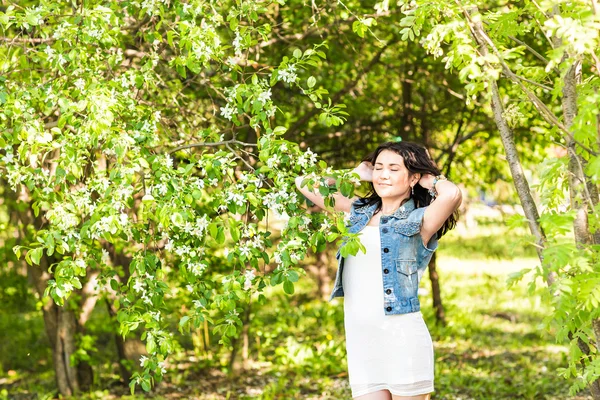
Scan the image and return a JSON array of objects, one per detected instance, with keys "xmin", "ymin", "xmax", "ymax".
[
  {"xmin": 418, "ymin": 175, "xmax": 462, "ymax": 246},
  {"xmin": 294, "ymin": 161, "xmax": 373, "ymax": 213}
]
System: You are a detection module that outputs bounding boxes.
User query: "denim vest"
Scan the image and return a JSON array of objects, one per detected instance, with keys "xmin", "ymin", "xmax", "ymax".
[{"xmin": 329, "ymin": 197, "xmax": 438, "ymax": 315}]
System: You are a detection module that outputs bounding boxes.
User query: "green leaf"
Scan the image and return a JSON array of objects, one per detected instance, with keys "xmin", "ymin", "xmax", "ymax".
[
  {"xmin": 29, "ymin": 248, "xmax": 43, "ymax": 266},
  {"xmin": 283, "ymin": 280, "xmax": 295, "ymax": 295},
  {"xmin": 209, "ymin": 223, "xmax": 218, "ymax": 238},
  {"xmin": 141, "ymin": 380, "xmax": 151, "ymax": 392},
  {"xmin": 216, "ymin": 228, "xmax": 226, "ymax": 244},
  {"xmin": 272, "ymin": 126, "xmax": 287, "ymax": 136},
  {"xmin": 293, "ymin": 48, "xmax": 302, "ymax": 59},
  {"xmin": 307, "ymin": 76, "xmax": 316, "ymax": 88},
  {"xmin": 179, "ymin": 316, "xmax": 190, "ymax": 333},
  {"xmin": 288, "ymin": 270, "xmax": 299, "ymax": 282}
]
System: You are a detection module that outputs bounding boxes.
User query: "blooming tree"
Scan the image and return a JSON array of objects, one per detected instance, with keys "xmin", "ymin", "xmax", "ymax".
[{"xmin": 0, "ymin": 0, "xmax": 356, "ymax": 394}]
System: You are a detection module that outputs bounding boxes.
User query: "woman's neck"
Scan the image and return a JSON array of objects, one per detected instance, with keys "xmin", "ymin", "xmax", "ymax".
[{"xmin": 379, "ymin": 197, "xmax": 410, "ymax": 215}]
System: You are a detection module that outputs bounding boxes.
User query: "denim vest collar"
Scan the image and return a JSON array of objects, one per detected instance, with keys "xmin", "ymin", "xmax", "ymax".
[{"xmin": 354, "ymin": 197, "xmax": 416, "ymax": 220}]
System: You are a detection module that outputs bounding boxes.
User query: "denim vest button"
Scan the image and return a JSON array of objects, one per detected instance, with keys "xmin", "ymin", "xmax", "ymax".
[
  {"xmin": 385, "ymin": 289, "xmax": 391, "ymax": 294},
  {"xmin": 383, "ymin": 248, "xmax": 389, "ymax": 253},
  {"xmin": 386, "ymin": 306, "xmax": 392, "ymax": 311},
  {"xmin": 382, "ymin": 228, "xmax": 389, "ymax": 233},
  {"xmin": 383, "ymin": 268, "xmax": 389, "ymax": 274}
]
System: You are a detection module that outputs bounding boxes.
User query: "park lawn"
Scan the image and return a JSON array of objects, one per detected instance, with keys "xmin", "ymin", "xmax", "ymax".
[{"xmin": 2, "ymin": 229, "xmax": 592, "ymax": 399}]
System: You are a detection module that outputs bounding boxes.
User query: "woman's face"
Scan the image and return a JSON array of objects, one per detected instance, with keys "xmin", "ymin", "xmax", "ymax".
[{"xmin": 372, "ymin": 149, "xmax": 418, "ymax": 200}]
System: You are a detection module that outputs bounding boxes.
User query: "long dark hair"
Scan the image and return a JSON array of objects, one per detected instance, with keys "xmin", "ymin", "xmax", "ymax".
[{"xmin": 356, "ymin": 141, "xmax": 458, "ymax": 239}]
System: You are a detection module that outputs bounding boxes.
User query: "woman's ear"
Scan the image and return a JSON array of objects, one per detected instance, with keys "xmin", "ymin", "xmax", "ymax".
[{"xmin": 413, "ymin": 173, "xmax": 421, "ymax": 185}]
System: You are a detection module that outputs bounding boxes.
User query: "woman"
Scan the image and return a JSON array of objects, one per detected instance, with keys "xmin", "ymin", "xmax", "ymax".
[{"xmin": 295, "ymin": 141, "xmax": 461, "ymax": 400}]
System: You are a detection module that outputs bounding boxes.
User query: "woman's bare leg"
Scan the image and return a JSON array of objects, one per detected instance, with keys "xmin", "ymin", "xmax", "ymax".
[
  {"xmin": 391, "ymin": 393, "xmax": 431, "ymax": 400},
  {"xmin": 354, "ymin": 389, "xmax": 393, "ymax": 400}
]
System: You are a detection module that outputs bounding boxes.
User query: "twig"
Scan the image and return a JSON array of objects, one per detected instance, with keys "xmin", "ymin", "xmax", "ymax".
[
  {"xmin": 506, "ymin": 35, "xmax": 560, "ymax": 74},
  {"xmin": 509, "ymin": 73, "xmax": 553, "ymax": 91}
]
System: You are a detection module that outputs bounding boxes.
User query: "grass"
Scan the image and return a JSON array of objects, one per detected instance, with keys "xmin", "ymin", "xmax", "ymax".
[{"xmin": 1, "ymin": 227, "xmax": 593, "ymax": 399}]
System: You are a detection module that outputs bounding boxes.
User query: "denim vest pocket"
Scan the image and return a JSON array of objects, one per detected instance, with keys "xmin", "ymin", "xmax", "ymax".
[
  {"xmin": 394, "ymin": 221, "xmax": 421, "ymax": 236},
  {"xmin": 396, "ymin": 258, "xmax": 418, "ymax": 293}
]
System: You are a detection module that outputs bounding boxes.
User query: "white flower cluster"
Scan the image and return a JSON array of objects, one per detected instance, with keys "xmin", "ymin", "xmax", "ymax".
[
  {"xmin": 183, "ymin": 214, "xmax": 209, "ymax": 238},
  {"xmin": 257, "ymin": 88, "xmax": 272, "ymax": 104},
  {"xmin": 192, "ymin": 299, "xmax": 205, "ymax": 309},
  {"xmin": 266, "ymin": 155, "xmax": 280, "ymax": 168},
  {"xmin": 225, "ymin": 190, "xmax": 246, "ymax": 207},
  {"xmin": 220, "ymin": 103, "xmax": 235, "ymax": 121},
  {"xmin": 141, "ymin": 0, "xmax": 160, "ymax": 16},
  {"xmin": 278, "ymin": 64, "xmax": 298, "ymax": 84},
  {"xmin": 192, "ymin": 177, "xmax": 205, "ymax": 190},
  {"xmin": 233, "ymin": 29, "xmax": 244, "ymax": 56},
  {"xmin": 187, "ymin": 261, "xmax": 207, "ymax": 276},
  {"xmin": 71, "ymin": 186, "xmax": 96, "ymax": 216},
  {"xmin": 244, "ymin": 269, "xmax": 255, "ymax": 290},
  {"xmin": 238, "ymin": 173, "xmax": 264, "ymax": 189},
  {"xmin": 90, "ymin": 175, "xmax": 110, "ymax": 195},
  {"xmin": 25, "ymin": 121, "xmax": 53, "ymax": 145},
  {"xmin": 89, "ymin": 213, "xmax": 129, "ymax": 239},
  {"xmin": 131, "ymin": 273, "xmax": 155, "ymax": 305},
  {"xmin": 46, "ymin": 204, "xmax": 80, "ymax": 231},
  {"xmin": 54, "ymin": 280, "xmax": 75, "ymax": 298},
  {"xmin": 238, "ymin": 244, "xmax": 251, "ymax": 258},
  {"xmin": 296, "ymin": 148, "xmax": 318, "ymax": 169},
  {"xmin": 220, "ymin": 85, "xmax": 242, "ymax": 120},
  {"xmin": 320, "ymin": 219, "xmax": 332, "ymax": 232},
  {"xmin": 118, "ymin": 71, "xmax": 136, "ymax": 90},
  {"xmin": 53, "ymin": 21, "xmax": 73, "ymax": 40},
  {"xmin": 189, "ymin": 24, "xmax": 221, "ymax": 65}
]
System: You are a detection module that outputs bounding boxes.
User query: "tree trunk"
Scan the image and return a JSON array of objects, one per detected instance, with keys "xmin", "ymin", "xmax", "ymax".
[
  {"xmin": 13, "ymin": 184, "xmax": 87, "ymax": 396},
  {"xmin": 427, "ymin": 253, "xmax": 446, "ymax": 326},
  {"xmin": 466, "ymin": 8, "xmax": 552, "ymax": 283},
  {"xmin": 228, "ymin": 300, "xmax": 252, "ymax": 374},
  {"xmin": 562, "ymin": 60, "xmax": 600, "ymax": 399},
  {"xmin": 106, "ymin": 299, "xmax": 132, "ymax": 383}
]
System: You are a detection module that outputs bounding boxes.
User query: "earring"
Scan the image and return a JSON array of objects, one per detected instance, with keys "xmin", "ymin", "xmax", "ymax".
[{"xmin": 411, "ymin": 185, "xmax": 414, "ymax": 196}]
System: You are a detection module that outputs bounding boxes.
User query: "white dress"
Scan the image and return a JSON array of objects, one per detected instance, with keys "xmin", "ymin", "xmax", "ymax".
[{"xmin": 342, "ymin": 225, "xmax": 434, "ymax": 398}]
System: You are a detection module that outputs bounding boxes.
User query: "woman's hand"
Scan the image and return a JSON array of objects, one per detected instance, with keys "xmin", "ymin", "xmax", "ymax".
[
  {"xmin": 352, "ymin": 161, "xmax": 374, "ymax": 182},
  {"xmin": 418, "ymin": 173, "xmax": 435, "ymax": 190}
]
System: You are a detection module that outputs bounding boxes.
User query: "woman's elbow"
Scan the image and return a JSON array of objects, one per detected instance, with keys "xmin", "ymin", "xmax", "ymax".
[{"xmin": 452, "ymin": 188, "xmax": 463, "ymax": 209}]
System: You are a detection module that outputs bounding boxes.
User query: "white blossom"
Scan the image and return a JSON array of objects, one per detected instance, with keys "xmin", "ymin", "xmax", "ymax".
[
  {"xmin": 278, "ymin": 64, "xmax": 298, "ymax": 84},
  {"xmin": 44, "ymin": 46, "xmax": 56, "ymax": 60},
  {"xmin": 257, "ymin": 89, "xmax": 272, "ymax": 104},
  {"xmin": 244, "ymin": 269, "xmax": 255, "ymax": 290},
  {"xmin": 220, "ymin": 103, "xmax": 235, "ymax": 121},
  {"xmin": 164, "ymin": 154, "xmax": 173, "ymax": 169},
  {"xmin": 158, "ymin": 361, "xmax": 167, "ymax": 374},
  {"xmin": 239, "ymin": 245, "xmax": 251, "ymax": 258},
  {"xmin": 133, "ymin": 279, "xmax": 144, "ymax": 293},
  {"xmin": 266, "ymin": 155, "xmax": 280, "ymax": 168},
  {"xmin": 233, "ymin": 30, "xmax": 243, "ymax": 56},
  {"xmin": 150, "ymin": 311, "xmax": 161, "ymax": 321}
]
